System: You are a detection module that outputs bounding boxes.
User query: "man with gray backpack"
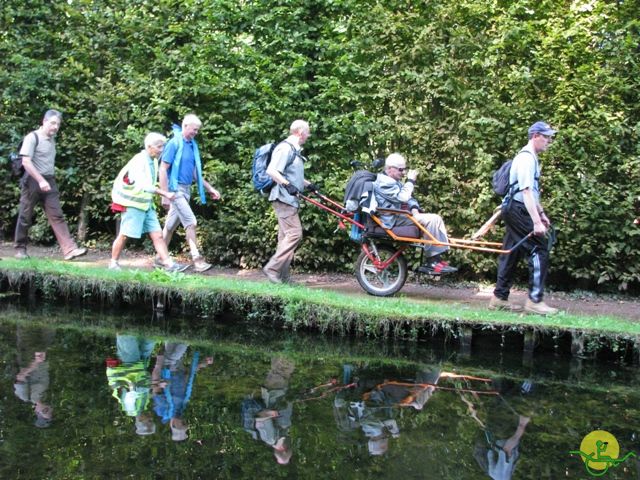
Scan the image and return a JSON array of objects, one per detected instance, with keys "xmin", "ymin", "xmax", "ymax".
[
  {"xmin": 13, "ymin": 109, "xmax": 87, "ymax": 261},
  {"xmin": 262, "ymin": 119, "xmax": 316, "ymax": 284},
  {"xmin": 489, "ymin": 121, "xmax": 558, "ymax": 315}
]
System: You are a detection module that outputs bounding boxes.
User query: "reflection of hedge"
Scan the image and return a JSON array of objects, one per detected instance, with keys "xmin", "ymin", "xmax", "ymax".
[{"xmin": 1, "ymin": 0, "xmax": 639, "ymax": 290}]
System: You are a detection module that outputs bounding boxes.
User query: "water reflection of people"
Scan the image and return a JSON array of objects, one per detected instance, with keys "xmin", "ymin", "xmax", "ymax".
[
  {"xmin": 151, "ymin": 342, "xmax": 213, "ymax": 442},
  {"xmin": 474, "ymin": 415, "xmax": 530, "ymax": 480},
  {"xmin": 242, "ymin": 357, "xmax": 295, "ymax": 464},
  {"xmin": 106, "ymin": 334, "xmax": 157, "ymax": 436},
  {"xmin": 463, "ymin": 378, "xmax": 532, "ymax": 480},
  {"xmin": 334, "ymin": 366, "xmax": 440, "ymax": 456},
  {"xmin": 13, "ymin": 326, "xmax": 55, "ymax": 428}
]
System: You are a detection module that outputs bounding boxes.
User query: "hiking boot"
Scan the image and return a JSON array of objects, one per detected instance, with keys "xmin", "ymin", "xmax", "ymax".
[
  {"xmin": 64, "ymin": 247, "xmax": 87, "ymax": 261},
  {"xmin": 108, "ymin": 259, "xmax": 122, "ymax": 271},
  {"xmin": 164, "ymin": 262, "xmax": 189, "ymax": 273},
  {"xmin": 15, "ymin": 250, "xmax": 29, "ymax": 260},
  {"xmin": 193, "ymin": 256, "xmax": 212, "ymax": 273},
  {"xmin": 417, "ymin": 259, "xmax": 458, "ymax": 275},
  {"xmin": 488, "ymin": 295, "xmax": 523, "ymax": 312},
  {"xmin": 262, "ymin": 267, "xmax": 282, "ymax": 284},
  {"xmin": 524, "ymin": 299, "xmax": 558, "ymax": 316}
]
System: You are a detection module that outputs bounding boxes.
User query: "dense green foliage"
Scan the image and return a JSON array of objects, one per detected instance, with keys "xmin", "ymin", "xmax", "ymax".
[{"xmin": 1, "ymin": 0, "xmax": 639, "ymax": 290}]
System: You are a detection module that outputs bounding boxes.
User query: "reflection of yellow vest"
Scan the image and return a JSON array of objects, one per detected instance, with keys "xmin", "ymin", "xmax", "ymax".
[
  {"xmin": 111, "ymin": 153, "xmax": 158, "ymax": 211},
  {"xmin": 106, "ymin": 361, "xmax": 151, "ymax": 416}
]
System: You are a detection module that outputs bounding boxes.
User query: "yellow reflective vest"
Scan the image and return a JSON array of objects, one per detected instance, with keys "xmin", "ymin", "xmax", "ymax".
[{"xmin": 111, "ymin": 151, "xmax": 158, "ymax": 211}]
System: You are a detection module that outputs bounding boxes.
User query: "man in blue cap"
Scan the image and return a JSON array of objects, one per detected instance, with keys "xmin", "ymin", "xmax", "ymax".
[{"xmin": 490, "ymin": 121, "xmax": 558, "ymax": 315}]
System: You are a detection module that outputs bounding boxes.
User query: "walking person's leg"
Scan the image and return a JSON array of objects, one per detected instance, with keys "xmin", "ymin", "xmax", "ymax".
[
  {"xmin": 162, "ymin": 186, "xmax": 210, "ymax": 272},
  {"xmin": 162, "ymin": 201, "xmax": 182, "ymax": 249},
  {"xmin": 14, "ymin": 176, "xmax": 41, "ymax": 257},
  {"xmin": 40, "ymin": 178, "xmax": 84, "ymax": 259},
  {"xmin": 526, "ymin": 237, "xmax": 550, "ymax": 304},
  {"xmin": 110, "ymin": 233, "xmax": 128, "ymax": 270},
  {"xmin": 263, "ymin": 201, "xmax": 303, "ymax": 283},
  {"xmin": 493, "ymin": 227, "xmax": 524, "ymax": 301}
]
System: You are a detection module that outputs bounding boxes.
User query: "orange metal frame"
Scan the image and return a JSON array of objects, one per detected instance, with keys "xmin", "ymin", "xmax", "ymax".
[
  {"xmin": 362, "ymin": 378, "xmax": 500, "ymax": 406},
  {"xmin": 301, "ymin": 192, "xmax": 530, "ymax": 255}
]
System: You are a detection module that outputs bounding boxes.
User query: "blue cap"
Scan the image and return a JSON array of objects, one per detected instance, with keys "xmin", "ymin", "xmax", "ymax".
[{"xmin": 528, "ymin": 121, "xmax": 556, "ymax": 137}]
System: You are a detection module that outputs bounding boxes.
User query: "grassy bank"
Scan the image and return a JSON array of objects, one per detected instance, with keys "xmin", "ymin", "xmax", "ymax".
[{"xmin": 0, "ymin": 258, "xmax": 639, "ymax": 339}]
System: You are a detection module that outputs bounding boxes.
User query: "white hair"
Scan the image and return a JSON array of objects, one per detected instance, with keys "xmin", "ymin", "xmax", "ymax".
[
  {"xmin": 182, "ymin": 114, "xmax": 202, "ymax": 129},
  {"xmin": 144, "ymin": 132, "xmax": 167, "ymax": 148},
  {"xmin": 385, "ymin": 153, "xmax": 406, "ymax": 169},
  {"xmin": 290, "ymin": 119, "xmax": 310, "ymax": 135}
]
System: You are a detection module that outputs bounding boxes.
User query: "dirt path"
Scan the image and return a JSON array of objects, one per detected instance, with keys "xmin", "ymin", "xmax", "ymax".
[{"xmin": 1, "ymin": 242, "xmax": 638, "ymax": 321}]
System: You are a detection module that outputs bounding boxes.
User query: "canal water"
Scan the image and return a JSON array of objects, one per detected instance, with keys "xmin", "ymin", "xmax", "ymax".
[{"xmin": 0, "ymin": 301, "xmax": 639, "ymax": 479}]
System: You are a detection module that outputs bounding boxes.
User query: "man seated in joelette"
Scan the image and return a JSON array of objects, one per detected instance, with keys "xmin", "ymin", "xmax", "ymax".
[{"xmin": 373, "ymin": 153, "xmax": 457, "ymax": 275}]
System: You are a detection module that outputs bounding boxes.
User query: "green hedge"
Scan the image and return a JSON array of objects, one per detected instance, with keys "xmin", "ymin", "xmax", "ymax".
[{"xmin": 1, "ymin": 0, "xmax": 639, "ymax": 290}]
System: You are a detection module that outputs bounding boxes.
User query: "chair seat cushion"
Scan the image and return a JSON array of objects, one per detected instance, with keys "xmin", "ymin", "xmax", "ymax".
[{"xmin": 366, "ymin": 225, "xmax": 420, "ymax": 239}]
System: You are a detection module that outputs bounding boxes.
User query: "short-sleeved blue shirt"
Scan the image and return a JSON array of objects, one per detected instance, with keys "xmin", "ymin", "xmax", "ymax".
[{"xmin": 161, "ymin": 139, "xmax": 196, "ymax": 185}]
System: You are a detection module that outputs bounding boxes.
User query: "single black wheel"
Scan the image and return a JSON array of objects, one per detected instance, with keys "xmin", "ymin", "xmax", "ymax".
[{"xmin": 355, "ymin": 245, "xmax": 408, "ymax": 296}]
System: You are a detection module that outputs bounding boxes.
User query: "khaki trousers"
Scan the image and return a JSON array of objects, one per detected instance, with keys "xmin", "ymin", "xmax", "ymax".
[{"xmin": 264, "ymin": 201, "xmax": 303, "ymax": 281}]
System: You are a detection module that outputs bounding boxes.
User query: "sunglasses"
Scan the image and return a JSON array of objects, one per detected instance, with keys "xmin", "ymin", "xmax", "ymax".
[{"xmin": 394, "ymin": 166, "xmax": 407, "ymax": 172}]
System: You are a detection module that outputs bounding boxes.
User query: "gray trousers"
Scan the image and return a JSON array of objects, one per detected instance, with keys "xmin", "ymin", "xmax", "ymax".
[
  {"xmin": 395, "ymin": 212, "xmax": 449, "ymax": 258},
  {"xmin": 264, "ymin": 201, "xmax": 303, "ymax": 280},
  {"xmin": 414, "ymin": 212, "xmax": 449, "ymax": 258}
]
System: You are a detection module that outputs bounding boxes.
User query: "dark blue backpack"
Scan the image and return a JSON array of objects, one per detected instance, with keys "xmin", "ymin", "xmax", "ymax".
[
  {"xmin": 251, "ymin": 141, "xmax": 295, "ymax": 195},
  {"xmin": 251, "ymin": 143, "xmax": 277, "ymax": 194}
]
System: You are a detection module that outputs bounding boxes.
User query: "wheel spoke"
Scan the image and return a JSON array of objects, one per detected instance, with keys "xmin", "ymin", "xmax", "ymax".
[
  {"xmin": 356, "ymin": 247, "xmax": 407, "ymax": 297},
  {"xmin": 362, "ymin": 264, "xmax": 378, "ymax": 275},
  {"xmin": 365, "ymin": 268, "xmax": 393, "ymax": 287}
]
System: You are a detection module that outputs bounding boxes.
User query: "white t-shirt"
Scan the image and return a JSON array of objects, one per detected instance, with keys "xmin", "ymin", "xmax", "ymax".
[{"xmin": 509, "ymin": 146, "xmax": 539, "ymax": 203}]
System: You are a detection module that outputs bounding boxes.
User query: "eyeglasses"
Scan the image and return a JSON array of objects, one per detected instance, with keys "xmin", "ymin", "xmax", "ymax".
[{"xmin": 394, "ymin": 167, "xmax": 407, "ymax": 172}]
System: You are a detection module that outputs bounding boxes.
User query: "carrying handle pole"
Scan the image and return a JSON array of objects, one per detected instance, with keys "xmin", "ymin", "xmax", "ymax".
[
  {"xmin": 504, "ymin": 231, "xmax": 534, "ymax": 253},
  {"xmin": 300, "ymin": 193, "xmax": 365, "ymax": 229}
]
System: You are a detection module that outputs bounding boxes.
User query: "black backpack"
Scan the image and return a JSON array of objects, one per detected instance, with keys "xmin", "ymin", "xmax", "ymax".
[
  {"xmin": 8, "ymin": 131, "xmax": 38, "ymax": 177},
  {"xmin": 491, "ymin": 159, "xmax": 515, "ymax": 197},
  {"xmin": 492, "ymin": 150, "xmax": 536, "ymax": 197}
]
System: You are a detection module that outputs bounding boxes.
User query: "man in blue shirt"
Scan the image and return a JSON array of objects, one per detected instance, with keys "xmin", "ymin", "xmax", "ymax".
[{"xmin": 158, "ymin": 114, "xmax": 221, "ymax": 273}]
